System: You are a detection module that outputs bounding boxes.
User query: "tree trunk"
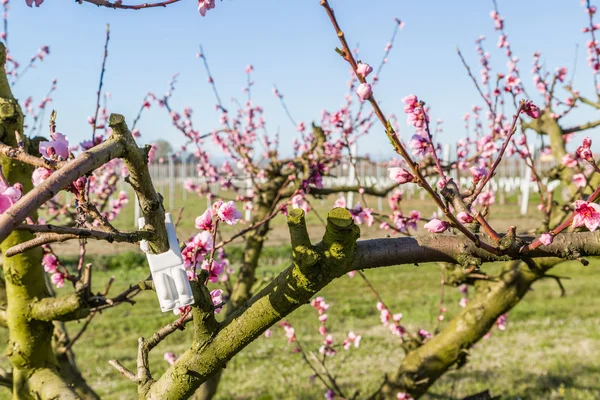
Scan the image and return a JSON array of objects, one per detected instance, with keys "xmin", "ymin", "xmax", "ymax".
[{"xmin": 0, "ymin": 43, "xmax": 92, "ymax": 400}]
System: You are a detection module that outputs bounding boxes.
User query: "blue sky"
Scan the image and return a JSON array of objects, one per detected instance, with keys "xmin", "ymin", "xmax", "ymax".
[{"xmin": 8, "ymin": 0, "xmax": 600, "ymax": 159}]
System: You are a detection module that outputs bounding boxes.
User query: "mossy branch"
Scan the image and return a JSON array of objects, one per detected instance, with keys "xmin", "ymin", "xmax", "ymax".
[
  {"xmin": 29, "ymin": 294, "xmax": 90, "ymax": 322},
  {"xmin": 109, "ymin": 114, "xmax": 169, "ymax": 253}
]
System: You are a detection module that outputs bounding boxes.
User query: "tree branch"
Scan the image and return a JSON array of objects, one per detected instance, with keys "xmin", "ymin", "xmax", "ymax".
[
  {"xmin": 310, "ymin": 182, "xmax": 398, "ymax": 197},
  {"xmin": 79, "ymin": 0, "xmax": 181, "ymax": 10},
  {"xmin": 109, "ymin": 114, "xmax": 169, "ymax": 253},
  {"xmin": 563, "ymin": 118, "xmax": 600, "ymax": 134},
  {"xmin": 380, "ymin": 258, "xmax": 565, "ymax": 398},
  {"xmin": 0, "ymin": 142, "xmax": 66, "ymax": 169},
  {"xmin": 29, "ymin": 294, "xmax": 90, "ymax": 322},
  {"xmin": 5, "ymin": 224, "xmax": 154, "ymax": 257}
]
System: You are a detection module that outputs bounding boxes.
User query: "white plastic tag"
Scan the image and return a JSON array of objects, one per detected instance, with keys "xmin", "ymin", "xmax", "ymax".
[{"xmin": 138, "ymin": 213, "xmax": 195, "ymax": 313}]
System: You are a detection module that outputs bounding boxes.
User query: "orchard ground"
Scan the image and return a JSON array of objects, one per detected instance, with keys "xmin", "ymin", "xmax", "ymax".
[{"xmin": 0, "ymin": 190, "xmax": 598, "ymax": 399}]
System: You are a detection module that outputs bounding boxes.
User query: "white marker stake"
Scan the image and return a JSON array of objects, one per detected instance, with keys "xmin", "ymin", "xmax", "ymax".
[
  {"xmin": 520, "ymin": 166, "xmax": 532, "ymax": 216},
  {"xmin": 138, "ymin": 213, "xmax": 194, "ymax": 314},
  {"xmin": 347, "ymin": 142, "xmax": 358, "ymax": 207}
]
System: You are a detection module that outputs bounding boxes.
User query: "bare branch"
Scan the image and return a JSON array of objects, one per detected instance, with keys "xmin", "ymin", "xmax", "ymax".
[
  {"xmin": 0, "ymin": 142, "xmax": 66, "ymax": 169},
  {"xmin": 563, "ymin": 118, "xmax": 600, "ymax": 134},
  {"xmin": 79, "ymin": 0, "xmax": 181, "ymax": 10},
  {"xmin": 310, "ymin": 182, "xmax": 398, "ymax": 197},
  {"xmin": 108, "ymin": 360, "xmax": 136, "ymax": 382},
  {"xmin": 5, "ymin": 224, "xmax": 154, "ymax": 257}
]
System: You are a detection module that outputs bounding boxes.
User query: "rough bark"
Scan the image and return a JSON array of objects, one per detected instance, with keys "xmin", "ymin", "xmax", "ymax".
[{"xmin": 0, "ymin": 43, "xmax": 85, "ymax": 399}]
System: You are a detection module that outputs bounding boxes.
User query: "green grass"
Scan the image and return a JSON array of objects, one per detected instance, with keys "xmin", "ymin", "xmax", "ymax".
[{"xmin": 0, "ymin": 250, "xmax": 598, "ymax": 399}]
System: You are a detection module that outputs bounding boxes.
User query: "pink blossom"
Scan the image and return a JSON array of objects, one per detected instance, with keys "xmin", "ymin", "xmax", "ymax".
[
  {"xmin": 342, "ymin": 331, "xmax": 362, "ymax": 350},
  {"xmin": 72, "ymin": 176, "xmax": 86, "ymax": 192},
  {"xmin": 561, "ymin": 154, "xmax": 578, "ymax": 168},
  {"xmin": 195, "ymin": 209, "xmax": 214, "ymax": 231},
  {"xmin": 573, "ymin": 173, "xmax": 587, "ymax": 188},
  {"xmin": 522, "ymin": 100, "xmax": 541, "ymax": 118},
  {"xmin": 210, "ymin": 289, "xmax": 223, "ymax": 313},
  {"xmin": 539, "ymin": 233, "xmax": 554, "ymax": 246},
  {"xmin": 264, "ymin": 329, "xmax": 272, "ymax": 338},
  {"xmin": 39, "ymin": 132, "xmax": 69, "ymax": 160},
  {"xmin": 198, "ymin": 0, "xmax": 215, "ymax": 16},
  {"xmin": 402, "ymin": 94, "xmax": 418, "ymax": 109},
  {"xmin": 181, "ymin": 231, "xmax": 213, "ymax": 269},
  {"xmin": 457, "ymin": 212, "xmax": 473, "ymax": 224},
  {"xmin": 334, "ymin": 196, "xmax": 346, "ymax": 208},
  {"xmin": 356, "ymin": 83, "xmax": 372, "ymax": 102},
  {"xmin": 577, "ymin": 137, "xmax": 594, "ymax": 161},
  {"xmin": 0, "ymin": 182, "xmax": 22, "ymax": 214},
  {"xmin": 496, "ymin": 314, "xmax": 507, "ymax": 331},
  {"xmin": 217, "ymin": 201, "xmax": 242, "ymax": 225},
  {"xmin": 406, "ymin": 106, "xmax": 428, "ymax": 129},
  {"xmin": 163, "ymin": 352, "xmax": 177, "ymax": 365},
  {"xmin": 51, "ymin": 272, "xmax": 65, "ymax": 288},
  {"xmin": 424, "ymin": 218, "xmax": 448, "ymax": 233},
  {"xmin": 469, "ymin": 165, "xmax": 488, "ymax": 183},
  {"xmin": 42, "ymin": 253, "xmax": 59, "ymax": 273},
  {"xmin": 32, "ymin": 167, "xmax": 52, "ymax": 187},
  {"xmin": 409, "ymin": 134, "xmax": 429, "ymax": 157},
  {"xmin": 397, "ymin": 392, "xmax": 414, "ymax": 400},
  {"xmin": 311, "ymin": 296, "xmax": 330, "ymax": 315},
  {"xmin": 388, "ymin": 167, "xmax": 414, "ymax": 184},
  {"xmin": 283, "ymin": 324, "xmax": 296, "ymax": 343},
  {"xmin": 319, "ymin": 334, "xmax": 336, "ymax": 357},
  {"xmin": 418, "ymin": 329, "xmax": 432, "ymax": 339},
  {"xmin": 350, "ymin": 203, "xmax": 374, "ymax": 226},
  {"xmin": 577, "ymin": 146, "xmax": 593, "ymax": 161},
  {"xmin": 572, "ymin": 200, "xmax": 600, "ymax": 231},
  {"xmin": 25, "ymin": 0, "xmax": 44, "ymax": 7},
  {"xmin": 505, "ymin": 75, "xmax": 521, "ymax": 88},
  {"xmin": 478, "ymin": 190, "xmax": 495, "ymax": 206},
  {"xmin": 291, "ymin": 194, "xmax": 310, "ymax": 214},
  {"xmin": 356, "ymin": 62, "xmax": 373, "ymax": 78}
]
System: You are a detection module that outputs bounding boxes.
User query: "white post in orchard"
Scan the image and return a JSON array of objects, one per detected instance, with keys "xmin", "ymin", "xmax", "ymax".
[
  {"xmin": 520, "ymin": 164, "xmax": 532, "ymax": 216},
  {"xmin": 168, "ymin": 156, "xmax": 175, "ymax": 211},
  {"xmin": 376, "ymin": 162, "xmax": 383, "ymax": 212},
  {"xmin": 347, "ymin": 142, "xmax": 358, "ymax": 207},
  {"xmin": 181, "ymin": 157, "xmax": 187, "ymax": 202}
]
